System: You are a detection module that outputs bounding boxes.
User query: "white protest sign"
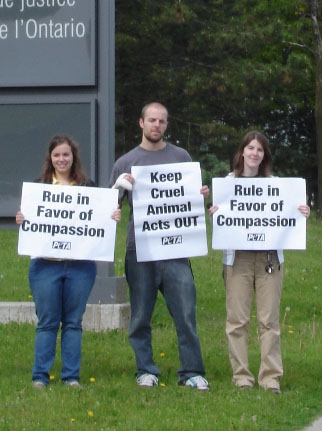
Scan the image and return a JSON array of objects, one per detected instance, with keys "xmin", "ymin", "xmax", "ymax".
[
  {"xmin": 18, "ymin": 182, "xmax": 119, "ymax": 261},
  {"xmin": 132, "ymin": 162, "xmax": 208, "ymax": 262},
  {"xmin": 211, "ymin": 177, "xmax": 307, "ymax": 250}
]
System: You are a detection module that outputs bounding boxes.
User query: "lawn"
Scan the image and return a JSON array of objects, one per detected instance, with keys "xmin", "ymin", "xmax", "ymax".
[{"xmin": 0, "ymin": 206, "xmax": 322, "ymax": 431}]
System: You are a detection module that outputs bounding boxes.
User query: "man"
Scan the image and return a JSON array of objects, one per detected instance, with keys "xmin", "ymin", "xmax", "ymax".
[{"xmin": 109, "ymin": 102, "xmax": 209, "ymax": 390}]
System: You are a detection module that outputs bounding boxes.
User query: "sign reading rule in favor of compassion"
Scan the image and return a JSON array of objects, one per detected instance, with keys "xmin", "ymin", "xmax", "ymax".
[{"xmin": 211, "ymin": 177, "xmax": 307, "ymax": 250}]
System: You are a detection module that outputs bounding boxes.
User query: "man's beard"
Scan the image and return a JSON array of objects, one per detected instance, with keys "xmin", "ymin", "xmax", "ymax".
[{"xmin": 144, "ymin": 131, "xmax": 163, "ymax": 144}]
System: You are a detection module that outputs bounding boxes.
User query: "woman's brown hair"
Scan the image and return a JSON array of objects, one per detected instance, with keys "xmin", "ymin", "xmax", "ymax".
[
  {"xmin": 233, "ymin": 131, "xmax": 272, "ymax": 177},
  {"xmin": 40, "ymin": 135, "xmax": 89, "ymax": 185}
]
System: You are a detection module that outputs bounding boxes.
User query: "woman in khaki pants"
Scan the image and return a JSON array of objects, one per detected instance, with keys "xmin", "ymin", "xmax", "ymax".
[{"xmin": 209, "ymin": 131, "xmax": 310, "ymax": 394}]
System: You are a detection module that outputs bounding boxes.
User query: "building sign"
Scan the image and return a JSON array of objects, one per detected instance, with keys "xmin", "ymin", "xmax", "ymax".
[
  {"xmin": 0, "ymin": 101, "xmax": 96, "ymax": 217},
  {"xmin": 0, "ymin": 0, "xmax": 96, "ymax": 86}
]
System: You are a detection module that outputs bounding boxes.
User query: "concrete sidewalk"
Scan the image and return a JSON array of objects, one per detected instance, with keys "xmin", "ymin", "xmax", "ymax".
[
  {"xmin": 0, "ymin": 301, "xmax": 130, "ymax": 331},
  {"xmin": 303, "ymin": 417, "xmax": 322, "ymax": 431}
]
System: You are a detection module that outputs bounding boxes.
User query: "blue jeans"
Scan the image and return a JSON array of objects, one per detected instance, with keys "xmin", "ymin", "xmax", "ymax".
[
  {"xmin": 29, "ymin": 258, "xmax": 96, "ymax": 385},
  {"xmin": 125, "ymin": 251, "xmax": 205, "ymax": 382}
]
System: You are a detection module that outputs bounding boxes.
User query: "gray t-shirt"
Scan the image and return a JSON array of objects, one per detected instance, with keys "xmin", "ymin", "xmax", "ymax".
[{"xmin": 108, "ymin": 143, "xmax": 192, "ymax": 251}]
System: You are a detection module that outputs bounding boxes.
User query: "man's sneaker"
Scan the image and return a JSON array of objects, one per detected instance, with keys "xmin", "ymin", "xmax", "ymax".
[
  {"xmin": 64, "ymin": 380, "xmax": 83, "ymax": 389},
  {"xmin": 184, "ymin": 376, "xmax": 209, "ymax": 391},
  {"xmin": 32, "ymin": 381, "xmax": 46, "ymax": 390},
  {"xmin": 136, "ymin": 373, "xmax": 158, "ymax": 387}
]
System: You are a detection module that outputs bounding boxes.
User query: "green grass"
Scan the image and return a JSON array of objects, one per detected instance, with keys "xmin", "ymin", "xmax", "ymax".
[{"xmin": 1, "ymin": 207, "xmax": 322, "ymax": 430}]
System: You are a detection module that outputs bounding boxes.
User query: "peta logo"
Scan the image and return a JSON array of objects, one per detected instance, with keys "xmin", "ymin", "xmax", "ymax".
[
  {"xmin": 52, "ymin": 241, "xmax": 71, "ymax": 250},
  {"xmin": 247, "ymin": 233, "xmax": 265, "ymax": 242},
  {"xmin": 161, "ymin": 235, "xmax": 182, "ymax": 245}
]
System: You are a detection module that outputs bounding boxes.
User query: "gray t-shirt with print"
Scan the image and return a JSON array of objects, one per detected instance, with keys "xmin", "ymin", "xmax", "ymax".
[{"xmin": 108, "ymin": 143, "xmax": 192, "ymax": 251}]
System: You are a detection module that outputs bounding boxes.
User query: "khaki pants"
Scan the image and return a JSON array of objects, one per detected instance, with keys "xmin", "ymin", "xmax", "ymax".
[{"xmin": 223, "ymin": 251, "xmax": 283, "ymax": 389}]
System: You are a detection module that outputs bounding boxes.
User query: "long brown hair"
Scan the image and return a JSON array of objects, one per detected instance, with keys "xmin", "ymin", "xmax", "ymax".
[
  {"xmin": 233, "ymin": 131, "xmax": 272, "ymax": 177},
  {"xmin": 40, "ymin": 135, "xmax": 89, "ymax": 185}
]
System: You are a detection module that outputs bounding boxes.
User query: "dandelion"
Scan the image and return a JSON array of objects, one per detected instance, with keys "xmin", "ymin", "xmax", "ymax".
[
  {"xmin": 160, "ymin": 352, "xmax": 165, "ymax": 358},
  {"xmin": 288, "ymin": 330, "xmax": 294, "ymax": 334},
  {"xmin": 89, "ymin": 377, "xmax": 96, "ymax": 383},
  {"xmin": 50, "ymin": 375, "xmax": 55, "ymax": 381},
  {"xmin": 70, "ymin": 418, "xmax": 75, "ymax": 423},
  {"xmin": 88, "ymin": 411, "xmax": 94, "ymax": 418},
  {"xmin": 160, "ymin": 383, "xmax": 166, "ymax": 387},
  {"xmin": 28, "ymin": 295, "xmax": 33, "ymax": 299}
]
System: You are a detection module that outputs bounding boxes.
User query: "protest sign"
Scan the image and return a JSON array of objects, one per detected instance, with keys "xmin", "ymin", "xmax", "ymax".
[
  {"xmin": 18, "ymin": 182, "xmax": 118, "ymax": 261},
  {"xmin": 211, "ymin": 177, "xmax": 307, "ymax": 250},
  {"xmin": 132, "ymin": 162, "xmax": 208, "ymax": 262}
]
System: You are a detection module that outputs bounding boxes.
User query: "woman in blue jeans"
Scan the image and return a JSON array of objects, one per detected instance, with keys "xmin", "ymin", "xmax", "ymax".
[{"xmin": 16, "ymin": 135, "xmax": 120, "ymax": 389}]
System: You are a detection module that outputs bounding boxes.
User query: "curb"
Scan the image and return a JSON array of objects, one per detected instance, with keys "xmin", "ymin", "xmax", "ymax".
[
  {"xmin": 0, "ymin": 301, "xmax": 130, "ymax": 331},
  {"xmin": 303, "ymin": 417, "xmax": 322, "ymax": 431}
]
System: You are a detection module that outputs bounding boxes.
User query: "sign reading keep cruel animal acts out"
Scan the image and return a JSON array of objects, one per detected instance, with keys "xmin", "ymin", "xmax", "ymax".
[
  {"xmin": 211, "ymin": 177, "xmax": 307, "ymax": 250},
  {"xmin": 132, "ymin": 162, "xmax": 208, "ymax": 262},
  {"xmin": 18, "ymin": 182, "xmax": 119, "ymax": 261}
]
